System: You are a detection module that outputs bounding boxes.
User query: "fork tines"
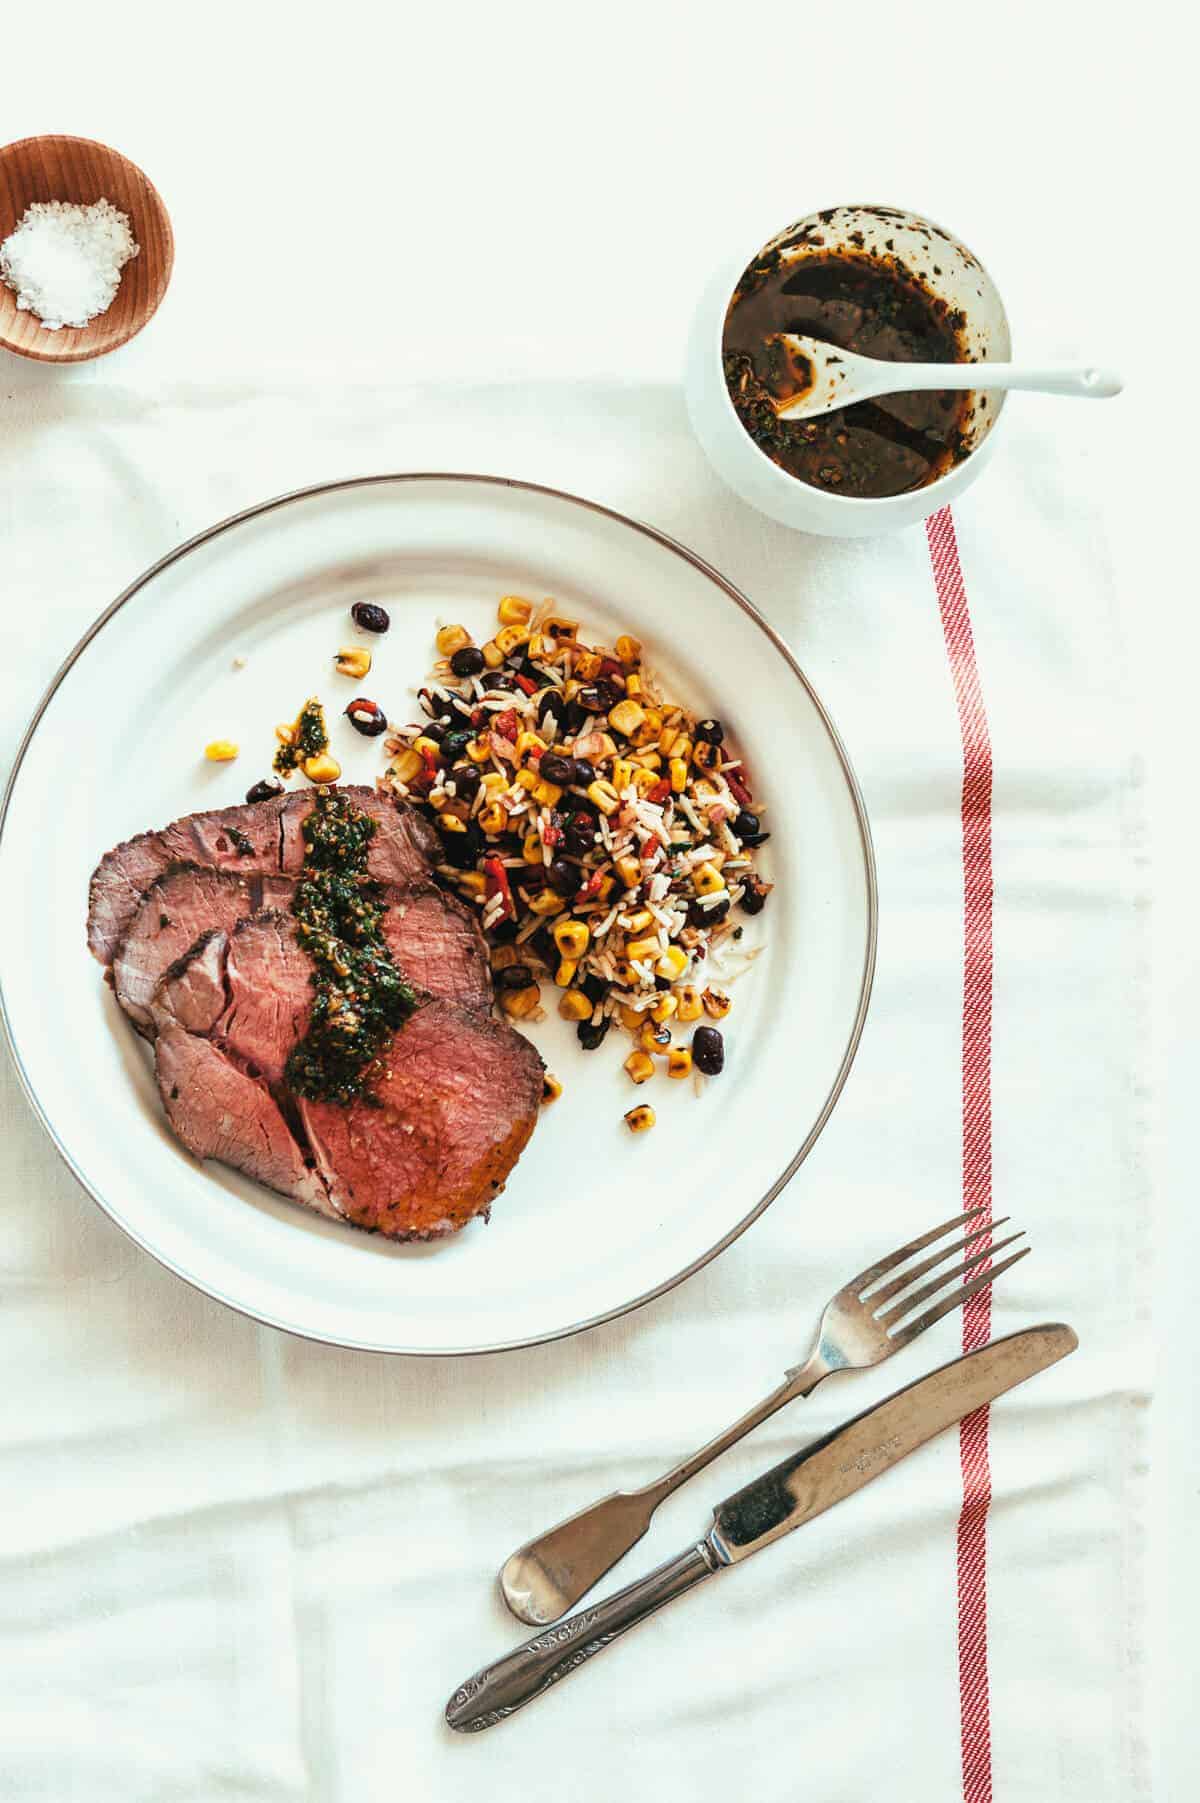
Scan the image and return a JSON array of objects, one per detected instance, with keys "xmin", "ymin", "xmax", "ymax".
[{"xmin": 856, "ymin": 1206, "xmax": 1029, "ymax": 1348}]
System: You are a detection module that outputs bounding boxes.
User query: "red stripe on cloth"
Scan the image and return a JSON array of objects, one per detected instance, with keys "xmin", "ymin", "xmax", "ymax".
[{"xmin": 926, "ymin": 504, "xmax": 995, "ymax": 1803}]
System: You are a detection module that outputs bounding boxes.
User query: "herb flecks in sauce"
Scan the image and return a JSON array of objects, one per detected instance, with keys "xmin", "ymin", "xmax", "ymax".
[
  {"xmin": 723, "ymin": 248, "xmax": 970, "ymax": 498},
  {"xmin": 284, "ymin": 790, "xmax": 416, "ymax": 1106},
  {"xmin": 274, "ymin": 697, "xmax": 329, "ymax": 775}
]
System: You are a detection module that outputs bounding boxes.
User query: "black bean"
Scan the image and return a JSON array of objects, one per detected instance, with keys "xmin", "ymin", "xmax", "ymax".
[
  {"xmin": 538, "ymin": 752, "xmax": 577, "ymax": 787},
  {"xmin": 450, "ymin": 645, "xmax": 486, "ymax": 678},
  {"xmin": 569, "ymin": 757, "xmax": 596, "ymax": 787},
  {"xmin": 692, "ymin": 1025, "xmax": 725, "ymax": 1075},
  {"xmin": 440, "ymin": 820, "xmax": 484, "ymax": 869},
  {"xmin": 422, "ymin": 720, "xmax": 446, "ymax": 744},
  {"xmin": 739, "ymin": 829, "xmax": 771, "ymax": 849},
  {"xmin": 344, "ymin": 698, "xmax": 388, "ymax": 737},
  {"xmin": 695, "ymin": 718, "xmax": 725, "ymax": 744},
  {"xmin": 732, "ymin": 810, "xmax": 759, "ymax": 839},
  {"xmin": 578, "ymin": 678, "xmax": 620, "ymax": 714},
  {"xmin": 485, "ymin": 671, "xmax": 523, "ymax": 694},
  {"xmin": 448, "ymin": 765, "xmax": 480, "ymax": 803},
  {"xmin": 537, "ymin": 689, "xmax": 567, "ymax": 731},
  {"xmin": 562, "ymin": 810, "xmax": 598, "ymax": 857},
  {"xmin": 739, "ymin": 877, "xmax": 768, "ymax": 916},
  {"xmin": 442, "ymin": 730, "xmax": 473, "ymax": 762},
  {"xmin": 577, "ymin": 1017, "xmax": 611, "ymax": 1051},
  {"xmin": 245, "ymin": 776, "xmax": 284, "ymax": 804},
  {"xmin": 563, "ymin": 700, "xmax": 590, "ymax": 736},
  {"xmin": 351, "ymin": 601, "xmax": 390, "ymax": 633},
  {"xmin": 495, "ymin": 963, "xmax": 534, "ymax": 991},
  {"xmin": 546, "ymin": 859, "xmax": 576, "ymax": 894},
  {"xmin": 581, "ymin": 972, "xmax": 609, "ymax": 1005},
  {"xmin": 689, "ymin": 896, "xmax": 729, "ymax": 927}
]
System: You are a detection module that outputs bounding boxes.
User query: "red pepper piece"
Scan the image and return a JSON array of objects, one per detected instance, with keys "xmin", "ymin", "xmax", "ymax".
[
  {"xmin": 483, "ymin": 856, "xmax": 515, "ymax": 920},
  {"xmin": 597, "ymin": 657, "xmax": 625, "ymax": 682},
  {"xmin": 493, "ymin": 708, "xmax": 519, "ymax": 741},
  {"xmin": 514, "ymin": 674, "xmax": 539, "ymax": 696},
  {"xmin": 645, "ymin": 777, "xmax": 671, "ymax": 806}
]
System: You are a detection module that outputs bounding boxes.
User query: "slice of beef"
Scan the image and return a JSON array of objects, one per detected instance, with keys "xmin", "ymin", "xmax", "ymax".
[
  {"xmin": 113, "ymin": 865, "xmax": 294, "ymax": 1034},
  {"xmin": 278, "ymin": 786, "xmax": 437, "ymax": 884},
  {"xmin": 381, "ymin": 884, "xmax": 491, "ymax": 1015},
  {"xmin": 218, "ymin": 911, "xmax": 314, "ymax": 1090},
  {"xmin": 87, "ymin": 785, "xmax": 436, "ymax": 967},
  {"xmin": 153, "ymin": 1015, "xmax": 336, "ymax": 1220},
  {"xmin": 157, "ymin": 928, "xmax": 230, "ymax": 1035},
  {"xmin": 299, "ymin": 1000, "xmax": 544, "ymax": 1240}
]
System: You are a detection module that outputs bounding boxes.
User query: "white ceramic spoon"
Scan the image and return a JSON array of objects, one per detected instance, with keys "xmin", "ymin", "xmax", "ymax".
[{"xmin": 772, "ymin": 333, "xmax": 1123, "ymax": 422}]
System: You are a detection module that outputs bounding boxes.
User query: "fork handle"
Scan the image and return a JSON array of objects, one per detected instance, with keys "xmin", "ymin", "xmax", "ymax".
[
  {"xmin": 657, "ymin": 1356, "xmax": 828, "ymax": 1496},
  {"xmin": 446, "ymin": 1542, "xmax": 719, "ymax": 1731}
]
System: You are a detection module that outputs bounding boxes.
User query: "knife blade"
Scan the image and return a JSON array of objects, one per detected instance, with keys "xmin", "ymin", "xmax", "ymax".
[{"xmin": 445, "ymin": 1324, "xmax": 1076, "ymax": 1731}]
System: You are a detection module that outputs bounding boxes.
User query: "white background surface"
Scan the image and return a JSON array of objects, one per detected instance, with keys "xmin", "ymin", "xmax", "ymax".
[{"xmin": 1, "ymin": 2, "xmax": 1189, "ymax": 1795}]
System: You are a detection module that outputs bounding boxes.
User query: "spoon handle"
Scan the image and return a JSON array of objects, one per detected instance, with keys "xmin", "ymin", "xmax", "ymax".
[{"xmin": 866, "ymin": 361, "xmax": 1123, "ymax": 399}]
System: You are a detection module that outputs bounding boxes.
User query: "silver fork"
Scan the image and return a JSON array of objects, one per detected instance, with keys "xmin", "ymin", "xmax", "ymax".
[{"xmin": 499, "ymin": 1206, "xmax": 1028, "ymax": 1626}]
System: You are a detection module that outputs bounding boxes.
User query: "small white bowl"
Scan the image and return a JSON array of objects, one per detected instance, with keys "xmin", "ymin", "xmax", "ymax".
[{"xmin": 685, "ymin": 203, "xmax": 1012, "ymax": 537}]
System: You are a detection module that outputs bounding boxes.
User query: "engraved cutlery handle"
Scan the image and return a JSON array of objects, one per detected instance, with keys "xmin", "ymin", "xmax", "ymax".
[{"xmin": 446, "ymin": 1543, "xmax": 718, "ymax": 1732}]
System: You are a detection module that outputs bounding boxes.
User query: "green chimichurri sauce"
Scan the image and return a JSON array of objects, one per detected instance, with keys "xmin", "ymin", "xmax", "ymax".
[
  {"xmin": 283, "ymin": 790, "xmax": 416, "ymax": 1105},
  {"xmin": 274, "ymin": 697, "xmax": 329, "ymax": 775}
]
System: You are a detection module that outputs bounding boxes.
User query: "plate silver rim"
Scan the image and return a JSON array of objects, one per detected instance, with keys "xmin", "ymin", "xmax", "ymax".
[{"xmin": 0, "ymin": 471, "xmax": 878, "ymax": 1357}]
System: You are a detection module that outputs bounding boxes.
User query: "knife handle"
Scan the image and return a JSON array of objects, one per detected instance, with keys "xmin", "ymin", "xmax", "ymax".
[{"xmin": 446, "ymin": 1541, "xmax": 719, "ymax": 1732}]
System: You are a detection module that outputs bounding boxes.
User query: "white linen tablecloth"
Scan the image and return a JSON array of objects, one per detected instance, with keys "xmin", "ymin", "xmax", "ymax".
[{"xmin": 0, "ymin": 379, "xmax": 1148, "ymax": 1801}]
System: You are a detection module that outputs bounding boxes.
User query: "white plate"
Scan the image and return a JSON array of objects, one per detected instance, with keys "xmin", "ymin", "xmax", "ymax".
[{"xmin": 0, "ymin": 475, "xmax": 876, "ymax": 1355}]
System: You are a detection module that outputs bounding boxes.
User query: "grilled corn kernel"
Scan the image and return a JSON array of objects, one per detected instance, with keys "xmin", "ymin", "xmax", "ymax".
[
  {"xmin": 543, "ymin": 614, "xmax": 579, "ymax": 641},
  {"xmin": 457, "ymin": 871, "xmax": 487, "ymax": 898},
  {"xmin": 553, "ymin": 919, "xmax": 590, "ymax": 959},
  {"xmin": 274, "ymin": 723, "xmax": 296, "ymax": 746},
  {"xmin": 541, "ymin": 1072, "xmax": 563, "ymax": 1105},
  {"xmin": 624, "ymin": 1050, "xmax": 656, "ymax": 1085},
  {"xmin": 677, "ymin": 985, "xmax": 703, "ymax": 1021},
  {"xmin": 574, "ymin": 730, "xmax": 616, "ymax": 763},
  {"xmin": 658, "ymin": 723, "xmax": 681, "ymax": 755},
  {"xmin": 479, "ymin": 770, "xmax": 507, "ymax": 794},
  {"xmin": 693, "ymin": 862, "xmax": 726, "ymax": 897},
  {"xmin": 624, "ymin": 1103, "xmax": 656, "ymax": 1132},
  {"xmin": 626, "ymin": 934, "xmax": 660, "ymax": 965},
  {"xmin": 478, "ymin": 802, "xmax": 508, "ymax": 835},
  {"xmin": 669, "ymin": 757, "xmax": 689, "ymax": 793},
  {"xmin": 562, "ymin": 678, "xmax": 582, "ymax": 701},
  {"xmin": 616, "ymin": 854, "xmax": 642, "ymax": 889},
  {"xmin": 303, "ymin": 753, "xmax": 342, "ymax": 784},
  {"xmin": 596, "ymin": 874, "xmax": 615, "ymax": 901},
  {"xmin": 516, "ymin": 730, "xmax": 547, "ymax": 759},
  {"xmin": 586, "ymin": 779, "xmax": 619, "ymax": 815},
  {"xmin": 558, "ymin": 989, "xmax": 593, "ymax": 1022},
  {"xmin": 618, "ymin": 1004, "xmax": 645, "ymax": 1032},
  {"xmin": 608, "ymin": 698, "xmax": 646, "ymax": 738},
  {"xmin": 611, "ymin": 757, "xmax": 635, "ymax": 793},
  {"xmin": 693, "ymin": 738, "xmax": 722, "ymax": 770},
  {"xmin": 515, "ymin": 765, "xmax": 540, "ymax": 790},
  {"xmin": 495, "ymin": 624, "xmax": 529, "ymax": 656},
  {"xmin": 611, "ymin": 960, "xmax": 636, "ymax": 987},
  {"xmin": 204, "ymin": 739, "xmax": 239, "ymax": 762},
  {"xmin": 406, "ymin": 736, "xmax": 435, "ymax": 761},
  {"xmin": 438, "ymin": 813, "xmax": 467, "ymax": 833},
  {"xmin": 655, "ymin": 944, "xmax": 689, "ymax": 982},
  {"xmin": 482, "ymin": 639, "xmax": 506, "ymax": 669},
  {"xmin": 624, "ymin": 908, "xmax": 653, "ymax": 933},
  {"xmin": 555, "ymin": 958, "xmax": 578, "ymax": 987},
  {"xmin": 501, "ymin": 984, "xmax": 541, "ymax": 1020},
  {"xmin": 466, "ymin": 738, "xmax": 492, "ymax": 764},
  {"xmin": 497, "ymin": 595, "xmax": 533, "ymax": 627},
  {"xmin": 574, "ymin": 651, "xmax": 603, "ymax": 680},
  {"xmin": 390, "ymin": 748, "xmax": 423, "ymax": 784},
  {"xmin": 522, "ymin": 830, "xmax": 544, "ymax": 864},
  {"xmin": 335, "ymin": 646, "xmax": 372, "ymax": 680},
  {"xmin": 632, "ymin": 708, "xmax": 662, "ymax": 748},
  {"xmin": 435, "ymin": 624, "xmax": 470, "ymax": 657},
  {"xmin": 693, "ymin": 780, "xmax": 719, "ymax": 803},
  {"xmin": 637, "ymin": 1019, "xmax": 671, "ymax": 1053},
  {"xmin": 633, "ymin": 749, "xmax": 663, "ymax": 772},
  {"xmin": 528, "ymin": 890, "xmax": 566, "ymax": 916},
  {"xmin": 532, "ymin": 777, "xmax": 564, "ymax": 808},
  {"xmin": 652, "ymin": 993, "xmax": 679, "ymax": 1024},
  {"xmin": 527, "ymin": 633, "xmax": 548, "ymax": 660},
  {"xmin": 491, "ymin": 944, "xmax": 520, "ymax": 970},
  {"xmin": 667, "ymin": 1047, "xmax": 693, "ymax": 1080},
  {"xmin": 673, "ymin": 737, "xmax": 693, "ymax": 764},
  {"xmin": 615, "ymin": 634, "xmax": 641, "ymax": 665},
  {"xmin": 631, "ymin": 769, "xmax": 661, "ymax": 798},
  {"xmin": 703, "ymin": 987, "xmax": 732, "ymax": 1019},
  {"xmin": 624, "ymin": 672, "xmax": 643, "ymax": 700}
]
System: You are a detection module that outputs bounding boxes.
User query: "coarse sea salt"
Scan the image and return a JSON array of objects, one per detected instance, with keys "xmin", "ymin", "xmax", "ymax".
[{"xmin": 0, "ymin": 198, "xmax": 138, "ymax": 330}]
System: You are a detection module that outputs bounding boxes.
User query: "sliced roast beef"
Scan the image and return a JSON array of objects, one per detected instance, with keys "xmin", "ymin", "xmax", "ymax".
[
  {"xmin": 113, "ymin": 865, "xmax": 295, "ymax": 1034},
  {"xmin": 299, "ymin": 1000, "xmax": 544, "ymax": 1240},
  {"xmin": 381, "ymin": 885, "xmax": 491, "ymax": 1015},
  {"xmin": 151, "ymin": 916, "xmax": 541, "ymax": 1240},
  {"xmin": 153, "ymin": 1014, "xmax": 336, "ymax": 1220},
  {"xmin": 87, "ymin": 785, "xmax": 436, "ymax": 967}
]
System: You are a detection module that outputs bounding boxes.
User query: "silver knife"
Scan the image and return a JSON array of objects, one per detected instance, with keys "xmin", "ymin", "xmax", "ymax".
[{"xmin": 445, "ymin": 1323, "xmax": 1077, "ymax": 1732}]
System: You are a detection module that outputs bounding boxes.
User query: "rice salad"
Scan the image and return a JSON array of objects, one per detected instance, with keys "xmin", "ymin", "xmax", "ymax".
[{"xmin": 380, "ymin": 597, "xmax": 772, "ymax": 1129}]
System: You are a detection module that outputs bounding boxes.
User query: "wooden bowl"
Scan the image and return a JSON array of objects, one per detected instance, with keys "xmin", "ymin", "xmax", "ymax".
[{"xmin": 0, "ymin": 135, "xmax": 173, "ymax": 363}]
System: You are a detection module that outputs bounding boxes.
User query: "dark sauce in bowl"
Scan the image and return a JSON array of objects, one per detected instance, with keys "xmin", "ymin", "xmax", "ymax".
[{"xmin": 722, "ymin": 249, "xmax": 972, "ymax": 498}]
